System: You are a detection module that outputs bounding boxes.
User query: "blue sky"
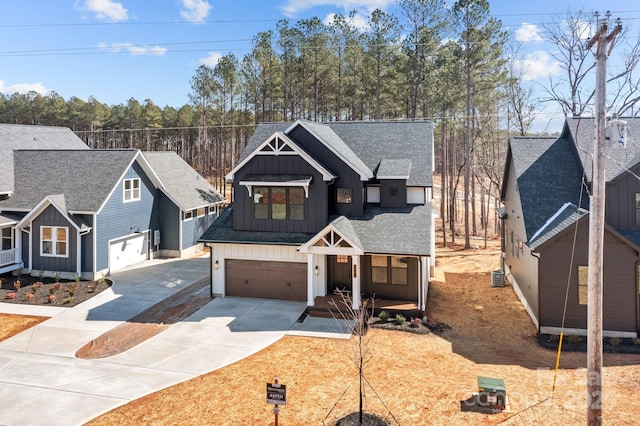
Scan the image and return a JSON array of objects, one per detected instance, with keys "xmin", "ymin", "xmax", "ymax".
[{"xmin": 1, "ymin": 0, "xmax": 640, "ymax": 131}]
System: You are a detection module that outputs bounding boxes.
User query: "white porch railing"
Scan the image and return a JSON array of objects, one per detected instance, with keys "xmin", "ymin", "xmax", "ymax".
[{"xmin": 0, "ymin": 248, "xmax": 17, "ymax": 267}]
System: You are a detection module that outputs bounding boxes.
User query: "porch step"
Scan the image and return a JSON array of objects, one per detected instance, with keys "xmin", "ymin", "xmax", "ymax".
[{"xmin": 306, "ymin": 304, "xmax": 422, "ymax": 320}]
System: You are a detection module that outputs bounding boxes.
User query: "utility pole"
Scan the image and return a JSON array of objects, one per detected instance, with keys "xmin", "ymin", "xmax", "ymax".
[{"xmin": 585, "ymin": 11, "xmax": 622, "ymax": 426}]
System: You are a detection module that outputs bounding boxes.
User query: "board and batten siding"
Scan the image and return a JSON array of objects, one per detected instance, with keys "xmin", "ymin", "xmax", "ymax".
[
  {"xmin": 208, "ymin": 243, "xmax": 324, "ymax": 298},
  {"xmin": 95, "ymin": 162, "xmax": 157, "ymax": 271},
  {"xmin": 287, "ymin": 125, "xmax": 365, "ymax": 217},
  {"xmin": 605, "ymin": 164, "xmax": 640, "ymax": 231},
  {"xmin": 539, "ymin": 222, "xmax": 638, "ymax": 333},
  {"xmin": 380, "ymin": 179, "xmax": 407, "ymax": 208},
  {"xmin": 360, "ymin": 255, "xmax": 419, "ymax": 301},
  {"xmin": 233, "ymin": 154, "xmax": 328, "ymax": 233},
  {"xmin": 31, "ymin": 205, "xmax": 77, "ymax": 274},
  {"xmin": 79, "ymin": 214, "xmax": 94, "ymax": 275}
]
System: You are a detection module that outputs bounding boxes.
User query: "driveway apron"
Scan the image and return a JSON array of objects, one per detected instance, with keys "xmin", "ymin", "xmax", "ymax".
[{"xmin": 0, "ymin": 256, "xmax": 306, "ymax": 426}]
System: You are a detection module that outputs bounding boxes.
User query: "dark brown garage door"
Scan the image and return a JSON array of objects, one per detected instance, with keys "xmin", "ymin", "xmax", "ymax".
[{"xmin": 225, "ymin": 259, "xmax": 307, "ymax": 301}]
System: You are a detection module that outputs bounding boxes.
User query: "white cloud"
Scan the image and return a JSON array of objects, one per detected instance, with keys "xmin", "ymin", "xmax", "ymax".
[
  {"xmin": 0, "ymin": 80, "xmax": 49, "ymax": 95},
  {"xmin": 281, "ymin": 0, "xmax": 394, "ymax": 17},
  {"xmin": 180, "ymin": 0, "xmax": 212, "ymax": 23},
  {"xmin": 99, "ymin": 42, "xmax": 167, "ymax": 55},
  {"xmin": 516, "ymin": 23, "xmax": 543, "ymax": 43},
  {"xmin": 515, "ymin": 50, "xmax": 562, "ymax": 81},
  {"xmin": 79, "ymin": 0, "xmax": 128, "ymax": 22},
  {"xmin": 323, "ymin": 12, "xmax": 369, "ymax": 31},
  {"xmin": 199, "ymin": 52, "xmax": 222, "ymax": 67}
]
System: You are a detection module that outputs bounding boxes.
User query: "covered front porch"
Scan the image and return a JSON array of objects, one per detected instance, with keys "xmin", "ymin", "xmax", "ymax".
[{"xmin": 0, "ymin": 222, "xmax": 22, "ymax": 275}]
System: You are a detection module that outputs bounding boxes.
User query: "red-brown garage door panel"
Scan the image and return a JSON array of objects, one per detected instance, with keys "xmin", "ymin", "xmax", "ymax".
[{"xmin": 225, "ymin": 259, "xmax": 307, "ymax": 301}]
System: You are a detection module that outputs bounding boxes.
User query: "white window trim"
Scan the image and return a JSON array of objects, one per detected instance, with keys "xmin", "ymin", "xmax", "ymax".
[
  {"xmin": 183, "ymin": 210, "xmax": 194, "ymax": 221},
  {"xmin": 208, "ymin": 205, "xmax": 216, "ymax": 215},
  {"xmin": 123, "ymin": 178, "xmax": 141, "ymax": 202},
  {"xmin": 41, "ymin": 226, "xmax": 69, "ymax": 258}
]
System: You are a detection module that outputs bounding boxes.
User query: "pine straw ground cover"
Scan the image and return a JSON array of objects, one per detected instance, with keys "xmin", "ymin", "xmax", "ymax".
[
  {"xmin": 0, "ymin": 313, "xmax": 48, "ymax": 341},
  {"xmin": 81, "ymin": 239, "xmax": 640, "ymax": 426},
  {"xmin": 3, "ymin": 241, "xmax": 640, "ymax": 425}
]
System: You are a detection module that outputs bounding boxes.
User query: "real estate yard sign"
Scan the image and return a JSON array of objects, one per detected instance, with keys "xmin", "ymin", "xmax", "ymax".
[{"xmin": 266, "ymin": 381, "xmax": 286, "ymax": 406}]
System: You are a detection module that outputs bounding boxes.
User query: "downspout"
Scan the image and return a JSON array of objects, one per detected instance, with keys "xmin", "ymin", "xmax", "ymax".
[
  {"xmin": 209, "ymin": 244, "xmax": 213, "ymax": 298},
  {"xmin": 76, "ymin": 228, "xmax": 81, "ymax": 278},
  {"xmin": 93, "ymin": 213, "xmax": 97, "ymax": 278}
]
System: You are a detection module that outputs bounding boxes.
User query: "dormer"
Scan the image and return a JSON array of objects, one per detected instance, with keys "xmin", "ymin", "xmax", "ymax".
[{"xmin": 376, "ymin": 159, "xmax": 411, "ymax": 208}]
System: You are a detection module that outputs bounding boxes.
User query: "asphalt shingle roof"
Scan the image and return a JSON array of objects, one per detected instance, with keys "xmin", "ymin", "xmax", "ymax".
[
  {"xmin": 376, "ymin": 158, "xmax": 412, "ymax": 179},
  {"xmin": 201, "ymin": 204, "xmax": 433, "ymax": 256},
  {"xmin": 566, "ymin": 117, "xmax": 640, "ymax": 182},
  {"xmin": 143, "ymin": 151, "xmax": 225, "ymax": 210},
  {"xmin": 528, "ymin": 203, "xmax": 587, "ymax": 250},
  {"xmin": 235, "ymin": 121, "xmax": 433, "ymax": 187},
  {"xmin": 508, "ymin": 136, "xmax": 587, "ymax": 241},
  {"xmin": 0, "ymin": 150, "xmax": 138, "ymax": 212},
  {"xmin": 0, "ymin": 124, "xmax": 88, "ymax": 193},
  {"xmin": 199, "ymin": 207, "xmax": 315, "ymax": 245}
]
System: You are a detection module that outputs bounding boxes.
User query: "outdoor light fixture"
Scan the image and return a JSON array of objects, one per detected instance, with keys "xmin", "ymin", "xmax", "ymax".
[
  {"xmin": 314, "ymin": 265, "xmax": 319, "ymax": 276},
  {"xmin": 214, "ymin": 260, "xmax": 219, "ymax": 270}
]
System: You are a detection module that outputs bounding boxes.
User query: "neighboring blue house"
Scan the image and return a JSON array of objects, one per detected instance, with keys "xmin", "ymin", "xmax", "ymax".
[{"xmin": 0, "ymin": 124, "xmax": 225, "ymax": 279}]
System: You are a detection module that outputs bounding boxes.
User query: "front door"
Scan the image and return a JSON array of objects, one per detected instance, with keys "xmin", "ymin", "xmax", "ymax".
[{"xmin": 328, "ymin": 255, "xmax": 351, "ymax": 294}]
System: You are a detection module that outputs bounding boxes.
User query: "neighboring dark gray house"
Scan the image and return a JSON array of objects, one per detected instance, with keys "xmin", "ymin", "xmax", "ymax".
[
  {"xmin": 0, "ymin": 124, "xmax": 225, "ymax": 279},
  {"xmin": 500, "ymin": 117, "xmax": 640, "ymax": 337},
  {"xmin": 200, "ymin": 120, "xmax": 435, "ymax": 310}
]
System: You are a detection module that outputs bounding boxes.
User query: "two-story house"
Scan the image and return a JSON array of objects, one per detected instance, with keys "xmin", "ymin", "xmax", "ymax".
[
  {"xmin": 500, "ymin": 117, "xmax": 640, "ymax": 337},
  {"xmin": 0, "ymin": 124, "xmax": 225, "ymax": 280},
  {"xmin": 200, "ymin": 120, "xmax": 435, "ymax": 310}
]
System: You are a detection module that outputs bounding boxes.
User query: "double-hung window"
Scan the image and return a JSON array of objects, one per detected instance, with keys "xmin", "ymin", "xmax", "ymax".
[
  {"xmin": 578, "ymin": 265, "xmax": 588, "ymax": 305},
  {"xmin": 371, "ymin": 255, "xmax": 408, "ymax": 285},
  {"xmin": 123, "ymin": 178, "xmax": 141, "ymax": 202},
  {"xmin": 41, "ymin": 226, "xmax": 68, "ymax": 257}
]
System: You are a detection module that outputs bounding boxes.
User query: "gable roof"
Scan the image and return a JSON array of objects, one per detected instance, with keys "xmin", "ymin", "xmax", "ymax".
[
  {"xmin": 234, "ymin": 121, "xmax": 433, "ymax": 187},
  {"xmin": 0, "ymin": 149, "xmax": 142, "ymax": 212},
  {"xmin": 0, "ymin": 124, "xmax": 89, "ymax": 194},
  {"xmin": 528, "ymin": 203, "xmax": 587, "ymax": 250},
  {"xmin": 565, "ymin": 117, "xmax": 640, "ymax": 182},
  {"xmin": 16, "ymin": 194, "xmax": 82, "ymax": 232},
  {"xmin": 377, "ymin": 158, "xmax": 412, "ymax": 179},
  {"xmin": 143, "ymin": 151, "xmax": 225, "ymax": 210},
  {"xmin": 286, "ymin": 120, "xmax": 374, "ymax": 180},
  {"xmin": 503, "ymin": 136, "xmax": 587, "ymax": 241},
  {"xmin": 226, "ymin": 131, "xmax": 337, "ymax": 182}
]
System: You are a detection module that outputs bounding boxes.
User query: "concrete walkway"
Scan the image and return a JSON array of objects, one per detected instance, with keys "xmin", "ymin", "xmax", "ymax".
[{"xmin": 0, "ymin": 256, "xmax": 314, "ymax": 426}]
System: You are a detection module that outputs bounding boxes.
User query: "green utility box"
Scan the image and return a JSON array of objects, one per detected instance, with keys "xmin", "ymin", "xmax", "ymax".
[{"xmin": 477, "ymin": 376, "xmax": 506, "ymax": 411}]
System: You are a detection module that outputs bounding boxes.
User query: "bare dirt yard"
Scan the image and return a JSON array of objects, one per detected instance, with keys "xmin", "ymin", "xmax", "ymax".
[{"xmin": 2, "ymin": 238, "xmax": 639, "ymax": 425}]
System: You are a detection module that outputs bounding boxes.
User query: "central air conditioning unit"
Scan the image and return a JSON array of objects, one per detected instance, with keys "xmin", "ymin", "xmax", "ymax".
[{"xmin": 491, "ymin": 270, "xmax": 505, "ymax": 288}]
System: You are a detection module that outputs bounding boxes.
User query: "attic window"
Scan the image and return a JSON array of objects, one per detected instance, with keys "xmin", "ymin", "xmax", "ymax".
[{"xmin": 123, "ymin": 178, "xmax": 140, "ymax": 202}]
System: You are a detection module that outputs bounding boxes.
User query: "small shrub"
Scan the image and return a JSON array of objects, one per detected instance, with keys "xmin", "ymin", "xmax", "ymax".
[
  {"xmin": 549, "ymin": 334, "xmax": 560, "ymax": 342},
  {"xmin": 54, "ymin": 271, "xmax": 61, "ymax": 282},
  {"xmin": 378, "ymin": 310, "xmax": 389, "ymax": 322},
  {"xmin": 565, "ymin": 335, "xmax": 583, "ymax": 344},
  {"xmin": 49, "ymin": 283, "xmax": 61, "ymax": 295},
  {"xmin": 38, "ymin": 269, "xmax": 44, "ymax": 280},
  {"xmin": 6, "ymin": 292, "xmax": 15, "ymax": 300},
  {"xmin": 74, "ymin": 274, "xmax": 80, "ymax": 283},
  {"xmin": 62, "ymin": 296, "xmax": 73, "ymax": 304},
  {"xmin": 13, "ymin": 279, "xmax": 21, "ymax": 291},
  {"xmin": 32, "ymin": 282, "xmax": 43, "ymax": 294},
  {"xmin": 68, "ymin": 283, "xmax": 79, "ymax": 297},
  {"xmin": 394, "ymin": 314, "xmax": 406, "ymax": 325},
  {"xmin": 409, "ymin": 317, "xmax": 422, "ymax": 328},
  {"xmin": 48, "ymin": 294, "xmax": 56, "ymax": 303},
  {"xmin": 607, "ymin": 337, "xmax": 622, "ymax": 346},
  {"xmin": 632, "ymin": 338, "xmax": 640, "ymax": 346},
  {"xmin": 25, "ymin": 293, "xmax": 34, "ymax": 301},
  {"xmin": 97, "ymin": 274, "xmax": 105, "ymax": 285}
]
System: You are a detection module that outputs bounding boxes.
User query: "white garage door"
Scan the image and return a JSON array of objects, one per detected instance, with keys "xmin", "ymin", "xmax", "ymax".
[{"xmin": 109, "ymin": 233, "xmax": 149, "ymax": 272}]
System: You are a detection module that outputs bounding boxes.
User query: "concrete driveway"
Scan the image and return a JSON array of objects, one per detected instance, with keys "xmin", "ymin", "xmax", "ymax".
[{"xmin": 0, "ymin": 256, "xmax": 307, "ymax": 426}]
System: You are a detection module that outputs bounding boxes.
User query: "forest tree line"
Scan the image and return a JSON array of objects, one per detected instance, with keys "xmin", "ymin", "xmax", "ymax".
[{"xmin": 2, "ymin": 1, "xmax": 638, "ymax": 244}]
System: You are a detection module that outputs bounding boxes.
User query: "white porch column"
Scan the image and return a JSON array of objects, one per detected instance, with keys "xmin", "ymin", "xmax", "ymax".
[
  {"xmin": 420, "ymin": 256, "xmax": 429, "ymax": 311},
  {"xmin": 307, "ymin": 253, "xmax": 315, "ymax": 306},
  {"xmin": 351, "ymin": 255, "xmax": 361, "ymax": 309}
]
